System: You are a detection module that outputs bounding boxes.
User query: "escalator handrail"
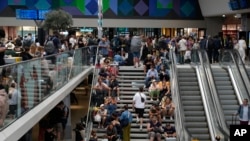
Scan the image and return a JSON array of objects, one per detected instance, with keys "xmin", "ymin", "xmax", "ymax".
[
  {"xmin": 200, "ymin": 49, "xmax": 230, "ymax": 134},
  {"xmin": 220, "ymin": 49, "xmax": 246, "ymax": 104},
  {"xmin": 85, "ymin": 46, "xmax": 100, "ymax": 140},
  {"xmin": 195, "ymin": 65, "xmax": 216, "ymax": 141},
  {"xmin": 231, "ymin": 49, "xmax": 250, "ymax": 99},
  {"xmin": 169, "ymin": 48, "xmax": 192, "ymax": 141},
  {"xmin": 197, "ymin": 50, "xmax": 229, "ymax": 140}
]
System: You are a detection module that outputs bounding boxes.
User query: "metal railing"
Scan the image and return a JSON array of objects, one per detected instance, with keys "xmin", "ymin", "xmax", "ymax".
[
  {"xmin": 85, "ymin": 46, "xmax": 100, "ymax": 141},
  {"xmin": 169, "ymin": 48, "xmax": 192, "ymax": 141},
  {"xmin": 200, "ymin": 50, "xmax": 230, "ymax": 136},
  {"xmin": 197, "ymin": 49, "xmax": 229, "ymax": 141}
]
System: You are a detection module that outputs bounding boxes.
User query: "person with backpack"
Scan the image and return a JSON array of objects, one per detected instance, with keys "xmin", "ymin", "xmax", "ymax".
[
  {"xmin": 119, "ymin": 104, "xmax": 132, "ymax": 141},
  {"xmin": 44, "ymin": 31, "xmax": 61, "ymax": 64},
  {"xmin": 44, "ymin": 31, "xmax": 61, "ymax": 55}
]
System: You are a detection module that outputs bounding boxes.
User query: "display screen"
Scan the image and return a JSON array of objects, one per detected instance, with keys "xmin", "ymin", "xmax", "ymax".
[
  {"xmin": 239, "ymin": 0, "xmax": 249, "ymax": 9},
  {"xmin": 38, "ymin": 10, "xmax": 50, "ymax": 20},
  {"xmin": 16, "ymin": 9, "xmax": 38, "ymax": 20}
]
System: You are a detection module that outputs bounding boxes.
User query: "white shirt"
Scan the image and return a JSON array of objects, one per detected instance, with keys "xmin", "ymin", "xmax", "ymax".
[
  {"xmin": 8, "ymin": 89, "xmax": 20, "ymax": 105},
  {"xmin": 242, "ymin": 106, "xmax": 249, "ymax": 121},
  {"xmin": 178, "ymin": 38, "xmax": 187, "ymax": 51},
  {"xmin": 238, "ymin": 39, "xmax": 247, "ymax": 49},
  {"xmin": 133, "ymin": 92, "xmax": 147, "ymax": 109},
  {"xmin": 69, "ymin": 37, "xmax": 77, "ymax": 47}
]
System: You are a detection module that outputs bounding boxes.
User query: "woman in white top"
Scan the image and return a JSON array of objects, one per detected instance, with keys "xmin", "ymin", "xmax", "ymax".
[
  {"xmin": 148, "ymin": 79, "xmax": 160, "ymax": 101},
  {"xmin": 237, "ymin": 36, "xmax": 247, "ymax": 64}
]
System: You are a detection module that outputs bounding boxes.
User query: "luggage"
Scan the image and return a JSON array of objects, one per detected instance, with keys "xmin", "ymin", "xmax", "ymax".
[{"xmin": 231, "ymin": 114, "xmax": 237, "ymax": 125}]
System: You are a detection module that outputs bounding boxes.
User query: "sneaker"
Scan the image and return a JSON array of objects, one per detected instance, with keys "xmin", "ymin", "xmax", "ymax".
[
  {"xmin": 136, "ymin": 117, "xmax": 139, "ymax": 123},
  {"xmin": 150, "ymin": 98, "xmax": 153, "ymax": 101},
  {"xmin": 117, "ymin": 97, "xmax": 120, "ymax": 101},
  {"xmin": 140, "ymin": 125, "xmax": 142, "ymax": 130}
]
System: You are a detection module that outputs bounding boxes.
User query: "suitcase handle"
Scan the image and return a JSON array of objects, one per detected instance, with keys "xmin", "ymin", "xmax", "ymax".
[{"xmin": 232, "ymin": 114, "xmax": 237, "ymax": 125}]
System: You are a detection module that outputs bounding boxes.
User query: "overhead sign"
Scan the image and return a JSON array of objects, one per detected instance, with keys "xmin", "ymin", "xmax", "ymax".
[
  {"xmin": 38, "ymin": 10, "xmax": 50, "ymax": 20},
  {"xmin": 16, "ymin": 9, "xmax": 38, "ymax": 20},
  {"xmin": 16, "ymin": 9, "xmax": 50, "ymax": 20},
  {"xmin": 80, "ymin": 28, "xmax": 93, "ymax": 32}
]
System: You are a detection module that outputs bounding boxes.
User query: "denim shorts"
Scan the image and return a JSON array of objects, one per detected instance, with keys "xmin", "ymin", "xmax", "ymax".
[{"xmin": 132, "ymin": 52, "xmax": 140, "ymax": 58}]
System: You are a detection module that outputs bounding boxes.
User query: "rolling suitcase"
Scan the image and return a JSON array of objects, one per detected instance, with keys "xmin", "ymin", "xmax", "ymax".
[{"xmin": 232, "ymin": 114, "xmax": 237, "ymax": 125}]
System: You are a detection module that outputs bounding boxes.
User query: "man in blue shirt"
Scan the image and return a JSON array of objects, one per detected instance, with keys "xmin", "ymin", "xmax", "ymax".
[
  {"xmin": 98, "ymin": 36, "xmax": 110, "ymax": 57},
  {"xmin": 235, "ymin": 99, "xmax": 250, "ymax": 125},
  {"xmin": 120, "ymin": 104, "xmax": 132, "ymax": 141},
  {"xmin": 145, "ymin": 64, "xmax": 159, "ymax": 88}
]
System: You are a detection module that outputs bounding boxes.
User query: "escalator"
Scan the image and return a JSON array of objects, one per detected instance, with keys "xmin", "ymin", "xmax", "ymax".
[
  {"xmin": 178, "ymin": 66, "xmax": 210, "ymax": 141},
  {"xmin": 210, "ymin": 66, "xmax": 239, "ymax": 125}
]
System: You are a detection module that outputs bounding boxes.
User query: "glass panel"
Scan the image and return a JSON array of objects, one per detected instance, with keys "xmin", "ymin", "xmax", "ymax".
[{"xmin": 0, "ymin": 47, "xmax": 92, "ymax": 130}]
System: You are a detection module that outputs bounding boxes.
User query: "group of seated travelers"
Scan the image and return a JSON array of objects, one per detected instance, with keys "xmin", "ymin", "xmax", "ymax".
[{"xmin": 91, "ymin": 48, "xmax": 176, "ymax": 141}]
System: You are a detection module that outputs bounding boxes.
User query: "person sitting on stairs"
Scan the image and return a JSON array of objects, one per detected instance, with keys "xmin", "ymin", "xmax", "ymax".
[{"xmin": 148, "ymin": 79, "xmax": 160, "ymax": 101}]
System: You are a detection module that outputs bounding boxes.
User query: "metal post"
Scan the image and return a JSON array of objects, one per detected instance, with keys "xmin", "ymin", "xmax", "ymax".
[{"xmin": 98, "ymin": 0, "xmax": 103, "ymax": 39}]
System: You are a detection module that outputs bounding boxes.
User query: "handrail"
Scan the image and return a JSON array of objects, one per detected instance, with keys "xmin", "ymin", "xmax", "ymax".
[
  {"xmin": 231, "ymin": 50, "xmax": 250, "ymax": 98},
  {"xmin": 85, "ymin": 46, "xmax": 100, "ymax": 141},
  {"xmin": 220, "ymin": 49, "xmax": 247, "ymax": 104},
  {"xmin": 200, "ymin": 49, "xmax": 230, "ymax": 138},
  {"xmin": 169, "ymin": 48, "xmax": 192, "ymax": 141},
  {"xmin": 196, "ymin": 50, "xmax": 229, "ymax": 141},
  {"xmin": 195, "ymin": 65, "xmax": 216, "ymax": 141}
]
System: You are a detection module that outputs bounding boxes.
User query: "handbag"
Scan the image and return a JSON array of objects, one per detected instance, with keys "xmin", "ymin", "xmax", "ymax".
[
  {"xmin": 94, "ymin": 114, "xmax": 101, "ymax": 122},
  {"xmin": 139, "ymin": 93, "xmax": 145, "ymax": 103}
]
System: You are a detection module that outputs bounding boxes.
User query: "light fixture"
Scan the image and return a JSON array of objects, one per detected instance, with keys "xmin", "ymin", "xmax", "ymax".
[{"xmin": 222, "ymin": 15, "xmax": 226, "ymax": 17}]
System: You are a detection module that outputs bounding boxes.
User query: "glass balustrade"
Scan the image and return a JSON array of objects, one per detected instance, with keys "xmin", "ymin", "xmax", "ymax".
[{"xmin": 0, "ymin": 46, "xmax": 96, "ymax": 131}]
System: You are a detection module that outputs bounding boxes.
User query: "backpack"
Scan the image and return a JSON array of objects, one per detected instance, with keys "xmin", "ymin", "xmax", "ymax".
[
  {"xmin": 120, "ymin": 112, "xmax": 130, "ymax": 128},
  {"xmin": 44, "ymin": 38, "xmax": 56, "ymax": 54},
  {"xmin": 23, "ymin": 38, "xmax": 32, "ymax": 47}
]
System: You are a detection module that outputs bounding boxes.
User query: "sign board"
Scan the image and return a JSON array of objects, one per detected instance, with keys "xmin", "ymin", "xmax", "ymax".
[
  {"xmin": 16, "ymin": 9, "xmax": 38, "ymax": 20},
  {"xmin": 38, "ymin": 10, "xmax": 50, "ymax": 20},
  {"xmin": 16, "ymin": 9, "xmax": 50, "ymax": 20}
]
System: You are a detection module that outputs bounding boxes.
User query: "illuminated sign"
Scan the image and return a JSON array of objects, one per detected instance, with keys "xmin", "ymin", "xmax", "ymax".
[
  {"xmin": 16, "ymin": 9, "xmax": 50, "ymax": 20},
  {"xmin": 80, "ymin": 28, "xmax": 93, "ymax": 32},
  {"xmin": 16, "ymin": 9, "xmax": 38, "ymax": 20}
]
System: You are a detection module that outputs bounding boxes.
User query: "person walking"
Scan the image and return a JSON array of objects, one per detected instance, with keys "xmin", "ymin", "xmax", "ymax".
[
  {"xmin": 132, "ymin": 87, "xmax": 147, "ymax": 130},
  {"xmin": 120, "ymin": 104, "xmax": 132, "ymax": 141},
  {"xmin": 235, "ymin": 99, "xmax": 250, "ymax": 125},
  {"xmin": 130, "ymin": 35, "xmax": 142, "ymax": 68}
]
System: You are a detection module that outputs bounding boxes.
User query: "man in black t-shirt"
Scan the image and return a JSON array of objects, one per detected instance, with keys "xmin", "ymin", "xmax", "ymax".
[
  {"xmin": 143, "ymin": 54, "xmax": 154, "ymax": 74},
  {"xmin": 163, "ymin": 123, "xmax": 176, "ymax": 141}
]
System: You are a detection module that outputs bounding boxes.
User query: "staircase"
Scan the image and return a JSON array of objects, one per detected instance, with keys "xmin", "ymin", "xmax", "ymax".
[
  {"xmin": 177, "ymin": 66, "xmax": 211, "ymax": 141},
  {"xmin": 94, "ymin": 66, "xmax": 174, "ymax": 141},
  {"xmin": 211, "ymin": 66, "xmax": 239, "ymax": 125}
]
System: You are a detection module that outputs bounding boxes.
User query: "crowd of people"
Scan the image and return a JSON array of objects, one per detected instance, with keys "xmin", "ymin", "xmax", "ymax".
[
  {"xmin": 0, "ymin": 30, "xmax": 249, "ymax": 141},
  {"xmin": 89, "ymin": 33, "xmax": 248, "ymax": 141},
  {"xmin": 88, "ymin": 34, "xmax": 179, "ymax": 141}
]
